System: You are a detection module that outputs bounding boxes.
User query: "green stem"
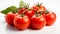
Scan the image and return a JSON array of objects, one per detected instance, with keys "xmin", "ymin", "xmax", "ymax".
[
  {"xmin": 35, "ymin": 11, "xmax": 38, "ymax": 17},
  {"xmin": 21, "ymin": 11, "xmax": 26, "ymax": 17},
  {"xmin": 21, "ymin": 14, "xmax": 24, "ymax": 17}
]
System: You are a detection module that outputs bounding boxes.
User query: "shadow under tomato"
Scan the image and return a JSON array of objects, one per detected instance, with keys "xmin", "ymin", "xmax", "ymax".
[
  {"xmin": 28, "ymin": 26, "xmax": 42, "ymax": 30},
  {"xmin": 6, "ymin": 24, "xmax": 42, "ymax": 31},
  {"xmin": 6, "ymin": 24, "xmax": 25, "ymax": 31}
]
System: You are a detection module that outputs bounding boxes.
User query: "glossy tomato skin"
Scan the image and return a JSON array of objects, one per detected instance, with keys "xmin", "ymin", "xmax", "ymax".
[
  {"xmin": 43, "ymin": 11, "xmax": 56, "ymax": 26},
  {"xmin": 5, "ymin": 12, "xmax": 17, "ymax": 26},
  {"xmin": 18, "ymin": 8, "xmax": 26, "ymax": 14},
  {"xmin": 26, "ymin": 10, "xmax": 35, "ymax": 19},
  {"xmin": 31, "ymin": 15, "xmax": 46, "ymax": 30},
  {"xmin": 14, "ymin": 15, "xmax": 30, "ymax": 30}
]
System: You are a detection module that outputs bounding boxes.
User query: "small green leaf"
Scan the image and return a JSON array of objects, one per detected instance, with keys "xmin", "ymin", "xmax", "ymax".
[{"xmin": 1, "ymin": 6, "xmax": 18, "ymax": 15}]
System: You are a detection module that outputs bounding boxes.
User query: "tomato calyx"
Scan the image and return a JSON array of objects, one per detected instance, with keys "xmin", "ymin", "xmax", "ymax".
[
  {"xmin": 36, "ymin": 2, "xmax": 42, "ymax": 8},
  {"xmin": 19, "ymin": 1, "xmax": 29, "ymax": 9},
  {"xmin": 44, "ymin": 10, "xmax": 49, "ymax": 14},
  {"xmin": 37, "ymin": 9, "xmax": 49, "ymax": 15},
  {"xmin": 35, "ymin": 11, "xmax": 42, "ymax": 17},
  {"xmin": 38, "ymin": 9, "xmax": 44, "ymax": 13}
]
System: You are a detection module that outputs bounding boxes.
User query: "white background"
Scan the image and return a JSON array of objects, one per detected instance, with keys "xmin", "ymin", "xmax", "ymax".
[{"xmin": 0, "ymin": 0, "xmax": 60, "ymax": 34}]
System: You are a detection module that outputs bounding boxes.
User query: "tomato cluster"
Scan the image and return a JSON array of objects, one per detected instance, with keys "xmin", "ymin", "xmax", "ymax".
[{"xmin": 5, "ymin": 2, "xmax": 56, "ymax": 30}]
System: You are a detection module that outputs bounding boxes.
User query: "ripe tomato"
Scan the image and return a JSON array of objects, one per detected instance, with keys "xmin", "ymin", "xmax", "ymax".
[
  {"xmin": 43, "ymin": 11, "xmax": 56, "ymax": 26},
  {"xmin": 14, "ymin": 15, "xmax": 30, "ymax": 30},
  {"xmin": 32, "ymin": 6, "xmax": 39, "ymax": 11},
  {"xmin": 32, "ymin": 5, "xmax": 46, "ymax": 14},
  {"xmin": 26, "ymin": 10, "xmax": 35, "ymax": 19},
  {"xmin": 5, "ymin": 12, "xmax": 17, "ymax": 26},
  {"xmin": 18, "ymin": 8, "xmax": 26, "ymax": 14},
  {"xmin": 31, "ymin": 14, "xmax": 46, "ymax": 30}
]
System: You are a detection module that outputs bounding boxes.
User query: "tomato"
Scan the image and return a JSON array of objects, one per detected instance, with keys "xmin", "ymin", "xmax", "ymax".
[
  {"xmin": 31, "ymin": 14, "xmax": 46, "ymax": 30},
  {"xmin": 32, "ymin": 5, "xmax": 45, "ymax": 14},
  {"xmin": 18, "ymin": 8, "xmax": 26, "ymax": 14},
  {"xmin": 5, "ymin": 12, "xmax": 17, "ymax": 26},
  {"xmin": 43, "ymin": 11, "xmax": 56, "ymax": 26},
  {"xmin": 14, "ymin": 15, "xmax": 30, "ymax": 30},
  {"xmin": 26, "ymin": 10, "xmax": 35, "ymax": 19},
  {"xmin": 32, "ymin": 6, "xmax": 39, "ymax": 11}
]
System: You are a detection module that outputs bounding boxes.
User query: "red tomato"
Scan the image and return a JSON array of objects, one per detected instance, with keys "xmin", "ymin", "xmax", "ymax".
[
  {"xmin": 43, "ymin": 11, "xmax": 56, "ymax": 26},
  {"xmin": 5, "ymin": 12, "xmax": 17, "ymax": 26},
  {"xmin": 31, "ymin": 15, "xmax": 46, "ymax": 30},
  {"xmin": 18, "ymin": 8, "xmax": 26, "ymax": 14},
  {"xmin": 32, "ymin": 6, "xmax": 39, "ymax": 11},
  {"xmin": 32, "ymin": 6, "xmax": 45, "ymax": 14},
  {"xmin": 26, "ymin": 10, "xmax": 35, "ymax": 19},
  {"xmin": 14, "ymin": 15, "xmax": 30, "ymax": 30}
]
